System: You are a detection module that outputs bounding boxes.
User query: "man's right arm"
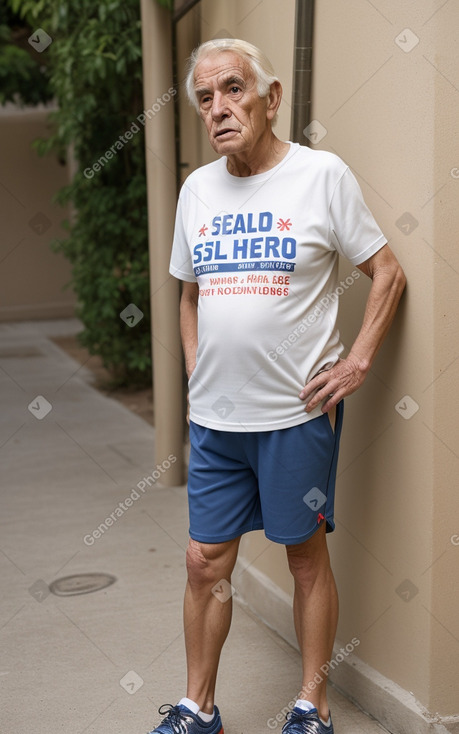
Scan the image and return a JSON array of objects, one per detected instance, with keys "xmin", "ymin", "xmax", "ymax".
[{"xmin": 180, "ymin": 281, "xmax": 199, "ymax": 379}]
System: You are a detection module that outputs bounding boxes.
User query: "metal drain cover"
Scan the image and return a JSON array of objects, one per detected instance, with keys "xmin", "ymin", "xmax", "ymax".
[{"xmin": 49, "ymin": 573, "xmax": 116, "ymax": 597}]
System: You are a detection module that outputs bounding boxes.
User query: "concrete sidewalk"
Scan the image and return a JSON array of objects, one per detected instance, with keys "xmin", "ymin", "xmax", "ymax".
[{"xmin": 0, "ymin": 320, "xmax": 388, "ymax": 734}]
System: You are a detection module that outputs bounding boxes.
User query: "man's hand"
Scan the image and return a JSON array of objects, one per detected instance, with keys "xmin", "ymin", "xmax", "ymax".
[{"xmin": 299, "ymin": 355, "xmax": 369, "ymax": 413}]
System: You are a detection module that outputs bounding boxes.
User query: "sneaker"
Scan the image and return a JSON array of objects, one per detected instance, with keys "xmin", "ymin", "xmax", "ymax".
[
  {"xmin": 148, "ymin": 704, "xmax": 223, "ymax": 734},
  {"xmin": 282, "ymin": 706, "xmax": 333, "ymax": 734}
]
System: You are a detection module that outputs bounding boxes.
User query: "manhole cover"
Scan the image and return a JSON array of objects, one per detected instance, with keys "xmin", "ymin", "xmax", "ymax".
[{"xmin": 49, "ymin": 573, "xmax": 116, "ymax": 597}]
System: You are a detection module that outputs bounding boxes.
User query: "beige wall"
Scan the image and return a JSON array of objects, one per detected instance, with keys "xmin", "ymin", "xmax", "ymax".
[
  {"xmin": 430, "ymin": 5, "xmax": 459, "ymax": 711},
  {"xmin": 311, "ymin": 0, "xmax": 458, "ymax": 718},
  {"xmin": 175, "ymin": 0, "xmax": 459, "ymax": 724},
  {"xmin": 0, "ymin": 105, "xmax": 75, "ymax": 321}
]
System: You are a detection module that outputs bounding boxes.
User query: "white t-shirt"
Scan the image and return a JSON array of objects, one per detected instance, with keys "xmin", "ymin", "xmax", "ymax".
[{"xmin": 170, "ymin": 142, "xmax": 387, "ymax": 431}]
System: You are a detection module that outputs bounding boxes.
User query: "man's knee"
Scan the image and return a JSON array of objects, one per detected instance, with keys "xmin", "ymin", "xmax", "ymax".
[
  {"xmin": 186, "ymin": 538, "xmax": 239, "ymax": 589},
  {"xmin": 186, "ymin": 540, "xmax": 212, "ymax": 587},
  {"xmin": 285, "ymin": 527, "xmax": 330, "ymax": 585}
]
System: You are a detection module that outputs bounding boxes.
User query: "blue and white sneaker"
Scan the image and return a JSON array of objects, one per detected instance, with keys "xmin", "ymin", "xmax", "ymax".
[
  {"xmin": 282, "ymin": 706, "xmax": 333, "ymax": 734},
  {"xmin": 148, "ymin": 704, "xmax": 224, "ymax": 734}
]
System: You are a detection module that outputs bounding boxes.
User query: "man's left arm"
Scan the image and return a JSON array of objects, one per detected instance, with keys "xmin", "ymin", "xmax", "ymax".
[{"xmin": 300, "ymin": 243, "xmax": 407, "ymax": 413}]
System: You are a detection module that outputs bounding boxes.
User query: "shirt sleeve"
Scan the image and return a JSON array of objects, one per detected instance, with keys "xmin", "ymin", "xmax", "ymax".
[
  {"xmin": 329, "ymin": 167, "xmax": 387, "ymax": 266},
  {"xmin": 169, "ymin": 186, "xmax": 197, "ymax": 283}
]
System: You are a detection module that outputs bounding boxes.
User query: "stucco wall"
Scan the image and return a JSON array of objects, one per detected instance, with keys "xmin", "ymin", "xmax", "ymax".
[
  {"xmin": 0, "ymin": 105, "xmax": 75, "ymax": 321},
  {"xmin": 309, "ymin": 0, "xmax": 458, "ymax": 718}
]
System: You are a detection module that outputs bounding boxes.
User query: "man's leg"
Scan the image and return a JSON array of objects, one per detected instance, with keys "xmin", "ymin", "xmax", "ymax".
[
  {"xmin": 184, "ymin": 536, "xmax": 241, "ymax": 714},
  {"xmin": 285, "ymin": 523, "xmax": 338, "ymax": 723}
]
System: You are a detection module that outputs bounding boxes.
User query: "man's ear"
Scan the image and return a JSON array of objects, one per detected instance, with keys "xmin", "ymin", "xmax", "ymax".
[{"xmin": 266, "ymin": 80, "xmax": 283, "ymax": 120}]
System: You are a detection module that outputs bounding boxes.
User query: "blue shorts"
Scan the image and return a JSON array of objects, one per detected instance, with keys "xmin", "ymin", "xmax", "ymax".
[{"xmin": 187, "ymin": 401, "xmax": 344, "ymax": 545}]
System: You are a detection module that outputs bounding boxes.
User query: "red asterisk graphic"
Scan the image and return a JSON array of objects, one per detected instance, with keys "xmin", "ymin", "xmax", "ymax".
[
  {"xmin": 317, "ymin": 513, "xmax": 325, "ymax": 524},
  {"xmin": 277, "ymin": 218, "xmax": 292, "ymax": 231},
  {"xmin": 198, "ymin": 224, "xmax": 208, "ymax": 236}
]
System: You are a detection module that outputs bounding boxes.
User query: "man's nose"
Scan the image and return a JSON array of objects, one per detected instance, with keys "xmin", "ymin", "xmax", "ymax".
[{"xmin": 211, "ymin": 91, "xmax": 229, "ymax": 120}]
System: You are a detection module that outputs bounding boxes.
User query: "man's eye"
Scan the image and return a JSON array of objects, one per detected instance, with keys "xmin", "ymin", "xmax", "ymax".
[{"xmin": 230, "ymin": 86, "xmax": 240, "ymax": 93}]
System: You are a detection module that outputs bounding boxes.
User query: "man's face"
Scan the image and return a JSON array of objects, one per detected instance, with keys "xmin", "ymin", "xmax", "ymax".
[{"xmin": 193, "ymin": 50, "xmax": 273, "ymax": 157}]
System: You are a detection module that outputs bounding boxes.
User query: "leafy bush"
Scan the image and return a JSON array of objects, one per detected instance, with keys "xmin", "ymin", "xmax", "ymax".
[
  {"xmin": 0, "ymin": 5, "xmax": 53, "ymax": 105},
  {"xmin": 7, "ymin": 0, "xmax": 174, "ymax": 386}
]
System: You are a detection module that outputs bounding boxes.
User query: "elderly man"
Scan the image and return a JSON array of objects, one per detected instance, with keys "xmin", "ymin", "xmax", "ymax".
[{"xmin": 149, "ymin": 39, "xmax": 406, "ymax": 734}]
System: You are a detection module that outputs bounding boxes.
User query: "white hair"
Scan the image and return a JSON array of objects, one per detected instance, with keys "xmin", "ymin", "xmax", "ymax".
[{"xmin": 185, "ymin": 38, "xmax": 279, "ymax": 111}]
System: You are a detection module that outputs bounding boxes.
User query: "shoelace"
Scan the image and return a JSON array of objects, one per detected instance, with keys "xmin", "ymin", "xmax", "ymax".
[
  {"xmin": 282, "ymin": 709, "xmax": 325, "ymax": 734},
  {"xmin": 157, "ymin": 704, "xmax": 192, "ymax": 734}
]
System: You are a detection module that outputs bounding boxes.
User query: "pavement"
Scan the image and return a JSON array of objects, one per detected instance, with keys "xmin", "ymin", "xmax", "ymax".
[{"xmin": 0, "ymin": 319, "xmax": 390, "ymax": 734}]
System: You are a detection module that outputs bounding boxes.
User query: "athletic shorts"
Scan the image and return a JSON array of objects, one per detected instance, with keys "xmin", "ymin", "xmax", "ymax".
[{"xmin": 187, "ymin": 401, "xmax": 344, "ymax": 545}]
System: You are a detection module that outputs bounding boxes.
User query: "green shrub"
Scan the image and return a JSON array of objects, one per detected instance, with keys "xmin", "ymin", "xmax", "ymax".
[
  {"xmin": 7, "ymin": 0, "xmax": 175, "ymax": 387},
  {"xmin": 0, "ymin": 5, "xmax": 53, "ymax": 105}
]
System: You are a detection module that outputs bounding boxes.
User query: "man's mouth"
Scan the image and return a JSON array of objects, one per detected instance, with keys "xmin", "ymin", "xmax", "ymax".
[{"xmin": 215, "ymin": 128, "xmax": 238, "ymax": 138}]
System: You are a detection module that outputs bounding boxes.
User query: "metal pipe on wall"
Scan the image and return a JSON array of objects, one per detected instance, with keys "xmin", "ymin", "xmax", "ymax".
[{"xmin": 290, "ymin": 0, "xmax": 315, "ymax": 144}]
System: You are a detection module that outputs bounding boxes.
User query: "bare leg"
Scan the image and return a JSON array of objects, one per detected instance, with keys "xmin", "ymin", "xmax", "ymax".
[
  {"xmin": 184, "ymin": 537, "xmax": 241, "ymax": 714},
  {"xmin": 286, "ymin": 524, "xmax": 338, "ymax": 722}
]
